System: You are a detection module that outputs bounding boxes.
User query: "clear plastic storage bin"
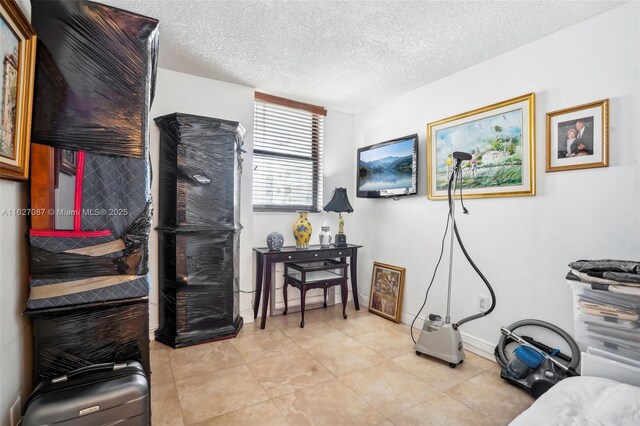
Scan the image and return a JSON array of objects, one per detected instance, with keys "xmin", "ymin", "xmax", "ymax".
[{"xmin": 569, "ymin": 281, "xmax": 640, "ymax": 361}]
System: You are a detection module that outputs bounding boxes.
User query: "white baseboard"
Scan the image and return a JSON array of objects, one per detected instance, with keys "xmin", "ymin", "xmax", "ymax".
[
  {"xmin": 460, "ymin": 331, "xmax": 497, "ymax": 361},
  {"xmin": 241, "ymin": 308, "xmax": 256, "ymax": 323},
  {"xmin": 149, "ymin": 323, "xmax": 158, "ymax": 341}
]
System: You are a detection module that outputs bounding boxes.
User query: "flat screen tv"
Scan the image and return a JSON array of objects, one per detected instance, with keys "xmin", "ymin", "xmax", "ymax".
[{"xmin": 357, "ymin": 134, "xmax": 418, "ymax": 198}]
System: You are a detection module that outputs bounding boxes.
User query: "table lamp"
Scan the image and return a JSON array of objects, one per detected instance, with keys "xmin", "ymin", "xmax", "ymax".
[{"xmin": 323, "ymin": 187, "xmax": 353, "ymax": 247}]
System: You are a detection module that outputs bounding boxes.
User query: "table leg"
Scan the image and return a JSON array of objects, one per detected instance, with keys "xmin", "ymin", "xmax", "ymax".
[
  {"xmin": 253, "ymin": 253, "xmax": 264, "ymax": 319},
  {"xmin": 350, "ymin": 250, "xmax": 360, "ymax": 310},
  {"xmin": 260, "ymin": 260, "xmax": 273, "ymax": 329}
]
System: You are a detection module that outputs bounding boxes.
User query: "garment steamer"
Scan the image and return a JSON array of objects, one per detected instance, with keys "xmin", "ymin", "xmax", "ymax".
[{"xmin": 414, "ymin": 151, "xmax": 496, "ymax": 367}]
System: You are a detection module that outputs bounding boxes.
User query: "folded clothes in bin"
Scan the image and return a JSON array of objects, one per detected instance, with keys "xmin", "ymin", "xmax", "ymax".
[
  {"xmin": 586, "ymin": 323, "xmax": 640, "ymax": 343},
  {"xmin": 567, "ymin": 270, "xmax": 640, "ymax": 296},
  {"xmin": 579, "ymin": 302, "xmax": 639, "ymax": 321},
  {"xmin": 568, "ymin": 268, "xmax": 640, "ymax": 363}
]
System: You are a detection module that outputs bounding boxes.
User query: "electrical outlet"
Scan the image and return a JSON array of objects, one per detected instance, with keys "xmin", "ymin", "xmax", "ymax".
[
  {"xmin": 478, "ymin": 295, "xmax": 490, "ymax": 312},
  {"xmin": 9, "ymin": 396, "xmax": 21, "ymax": 426}
]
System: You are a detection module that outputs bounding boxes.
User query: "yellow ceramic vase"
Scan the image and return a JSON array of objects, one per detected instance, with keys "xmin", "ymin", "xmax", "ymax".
[{"xmin": 293, "ymin": 211, "xmax": 312, "ymax": 249}]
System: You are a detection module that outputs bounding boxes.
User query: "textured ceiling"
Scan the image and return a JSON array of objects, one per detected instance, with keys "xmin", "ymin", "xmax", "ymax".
[{"xmin": 101, "ymin": 0, "xmax": 622, "ymax": 113}]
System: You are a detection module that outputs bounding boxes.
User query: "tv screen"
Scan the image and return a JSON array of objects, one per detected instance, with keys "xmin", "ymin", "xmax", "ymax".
[{"xmin": 357, "ymin": 134, "xmax": 418, "ymax": 198}]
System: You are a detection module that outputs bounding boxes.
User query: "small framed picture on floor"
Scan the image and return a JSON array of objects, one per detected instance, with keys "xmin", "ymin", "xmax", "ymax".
[{"xmin": 368, "ymin": 262, "xmax": 405, "ymax": 323}]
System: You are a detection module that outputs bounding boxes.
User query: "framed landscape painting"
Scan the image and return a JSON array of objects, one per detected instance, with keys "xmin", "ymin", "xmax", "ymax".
[
  {"xmin": 427, "ymin": 93, "xmax": 535, "ymax": 199},
  {"xmin": 368, "ymin": 262, "xmax": 405, "ymax": 323},
  {"xmin": 545, "ymin": 99, "xmax": 609, "ymax": 172},
  {"xmin": 0, "ymin": 0, "xmax": 36, "ymax": 180}
]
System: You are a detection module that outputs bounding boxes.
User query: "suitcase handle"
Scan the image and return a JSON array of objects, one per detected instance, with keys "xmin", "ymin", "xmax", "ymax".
[{"xmin": 52, "ymin": 362, "xmax": 128, "ymax": 383}]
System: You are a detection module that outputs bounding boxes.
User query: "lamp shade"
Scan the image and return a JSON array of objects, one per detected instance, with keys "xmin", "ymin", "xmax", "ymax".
[{"xmin": 323, "ymin": 188, "xmax": 354, "ymax": 213}]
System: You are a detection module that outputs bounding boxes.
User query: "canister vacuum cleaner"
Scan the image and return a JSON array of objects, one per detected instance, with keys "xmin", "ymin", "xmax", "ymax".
[{"xmin": 413, "ymin": 151, "xmax": 496, "ymax": 367}]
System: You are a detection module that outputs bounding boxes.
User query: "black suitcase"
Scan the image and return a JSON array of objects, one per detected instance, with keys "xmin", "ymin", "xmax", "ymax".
[{"xmin": 22, "ymin": 361, "xmax": 150, "ymax": 426}]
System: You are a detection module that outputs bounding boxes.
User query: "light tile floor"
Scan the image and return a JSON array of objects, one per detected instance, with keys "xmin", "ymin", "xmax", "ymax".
[{"xmin": 150, "ymin": 304, "xmax": 534, "ymax": 425}]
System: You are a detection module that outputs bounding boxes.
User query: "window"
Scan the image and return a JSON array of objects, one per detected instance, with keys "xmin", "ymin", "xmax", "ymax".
[{"xmin": 253, "ymin": 92, "xmax": 326, "ymax": 212}]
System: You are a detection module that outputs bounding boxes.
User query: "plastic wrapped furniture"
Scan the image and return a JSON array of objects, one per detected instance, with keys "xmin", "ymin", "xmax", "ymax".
[
  {"xmin": 154, "ymin": 113, "xmax": 246, "ymax": 347},
  {"xmin": 25, "ymin": 0, "xmax": 158, "ymax": 392},
  {"xmin": 27, "ymin": 0, "xmax": 157, "ymax": 308},
  {"xmin": 24, "ymin": 298, "xmax": 150, "ymax": 384},
  {"xmin": 26, "ymin": 152, "xmax": 153, "ymax": 309},
  {"xmin": 30, "ymin": 0, "xmax": 159, "ymax": 158}
]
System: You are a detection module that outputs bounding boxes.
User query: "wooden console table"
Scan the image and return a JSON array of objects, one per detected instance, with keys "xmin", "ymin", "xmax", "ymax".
[{"xmin": 253, "ymin": 244, "xmax": 362, "ymax": 329}]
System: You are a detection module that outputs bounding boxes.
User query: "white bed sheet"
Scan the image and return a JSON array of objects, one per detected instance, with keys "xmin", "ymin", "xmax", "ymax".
[{"xmin": 510, "ymin": 376, "xmax": 640, "ymax": 426}]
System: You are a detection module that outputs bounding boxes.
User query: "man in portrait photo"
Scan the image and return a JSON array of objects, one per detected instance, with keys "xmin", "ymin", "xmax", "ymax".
[
  {"xmin": 557, "ymin": 116, "xmax": 594, "ymax": 159},
  {"xmin": 571, "ymin": 117, "xmax": 594, "ymax": 156}
]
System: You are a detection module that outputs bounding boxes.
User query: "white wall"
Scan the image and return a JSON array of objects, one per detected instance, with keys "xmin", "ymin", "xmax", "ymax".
[
  {"xmin": 0, "ymin": 2, "xmax": 34, "ymax": 424},
  {"xmin": 0, "ymin": 180, "xmax": 32, "ymax": 425},
  {"xmin": 149, "ymin": 68, "xmax": 255, "ymax": 329},
  {"xmin": 352, "ymin": 2, "xmax": 640, "ymax": 354}
]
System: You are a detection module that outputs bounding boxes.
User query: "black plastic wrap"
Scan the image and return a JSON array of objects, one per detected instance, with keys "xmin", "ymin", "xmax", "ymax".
[
  {"xmin": 30, "ymin": 0, "xmax": 159, "ymax": 158},
  {"xmin": 25, "ymin": 298, "xmax": 150, "ymax": 383},
  {"xmin": 569, "ymin": 259, "xmax": 640, "ymax": 275},
  {"xmin": 154, "ymin": 113, "xmax": 245, "ymax": 348},
  {"xmin": 30, "ymin": 202, "xmax": 152, "ymax": 279},
  {"xmin": 155, "ymin": 229, "xmax": 243, "ymax": 348},
  {"xmin": 155, "ymin": 113, "xmax": 245, "ymax": 228},
  {"xmin": 158, "ymin": 230, "xmax": 237, "ymax": 285},
  {"xmin": 31, "ymin": 247, "xmax": 145, "ymax": 278}
]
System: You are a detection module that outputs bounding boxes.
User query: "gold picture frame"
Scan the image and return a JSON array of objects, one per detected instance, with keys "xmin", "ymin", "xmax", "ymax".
[
  {"xmin": 427, "ymin": 93, "xmax": 536, "ymax": 199},
  {"xmin": 545, "ymin": 99, "xmax": 609, "ymax": 172},
  {"xmin": 368, "ymin": 262, "xmax": 405, "ymax": 323},
  {"xmin": 0, "ymin": 0, "xmax": 36, "ymax": 180}
]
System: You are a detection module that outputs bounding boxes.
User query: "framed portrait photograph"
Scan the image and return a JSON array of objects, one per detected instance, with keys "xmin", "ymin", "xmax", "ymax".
[
  {"xmin": 59, "ymin": 149, "xmax": 77, "ymax": 176},
  {"xmin": 427, "ymin": 93, "xmax": 535, "ymax": 199},
  {"xmin": 368, "ymin": 262, "xmax": 405, "ymax": 323},
  {"xmin": 545, "ymin": 99, "xmax": 609, "ymax": 172},
  {"xmin": 0, "ymin": 0, "xmax": 36, "ymax": 180}
]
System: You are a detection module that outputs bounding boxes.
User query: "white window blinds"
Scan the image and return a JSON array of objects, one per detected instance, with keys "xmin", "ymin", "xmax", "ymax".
[{"xmin": 253, "ymin": 93, "xmax": 325, "ymax": 212}]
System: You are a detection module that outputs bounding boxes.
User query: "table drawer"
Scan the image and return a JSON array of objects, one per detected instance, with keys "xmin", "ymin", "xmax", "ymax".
[
  {"xmin": 331, "ymin": 248, "xmax": 353, "ymax": 257},
  {"xmin": 274, "ymin": 251, "xmax": 329, "ymax": 262}
]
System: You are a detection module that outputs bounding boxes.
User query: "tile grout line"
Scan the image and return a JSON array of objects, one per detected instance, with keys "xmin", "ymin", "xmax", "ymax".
[
  {"xmin": 156, "ymin": 346, "xmax": 187, "ymax": 426},
  {"xmin": 333, "ymin": 370, "xmax": 402, "ymax": 424},
  {"xmin": 315, "ymin": 314, "xmax": 405, "ymax": 424}
]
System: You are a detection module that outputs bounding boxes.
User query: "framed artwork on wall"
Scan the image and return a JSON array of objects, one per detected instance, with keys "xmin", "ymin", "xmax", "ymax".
[
  {"xmin": 427, "ymin": 93, "xmax": 536, "ymax": 199},
  {"xmin": 368, "ymin": 262, "xmax": 405, "ymax": 323},
  {"xmin": 0, "ymin": 0, "xmax": 36, "ymax": 180},
  {"xmin": 545, "ymin": 99, "xmax": 609, "ymax": 172}
]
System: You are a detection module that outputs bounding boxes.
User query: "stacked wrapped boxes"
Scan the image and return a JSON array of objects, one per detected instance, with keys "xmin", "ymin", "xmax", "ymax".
[{"xmin": 26, "ymin": 0, "xmax": 158, "ymax": 382}]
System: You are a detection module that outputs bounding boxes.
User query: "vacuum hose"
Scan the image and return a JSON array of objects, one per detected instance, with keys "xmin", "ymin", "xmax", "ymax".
[{"xmin": 495, "ymin": 319, "xmax": 580, "ymax": 372}]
